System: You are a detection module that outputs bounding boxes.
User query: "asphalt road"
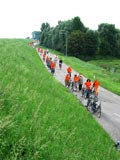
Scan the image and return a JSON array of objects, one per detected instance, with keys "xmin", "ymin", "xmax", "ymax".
[{"xmin": 37, "ymin": 49, "xmax": 120, "ymax": 142}]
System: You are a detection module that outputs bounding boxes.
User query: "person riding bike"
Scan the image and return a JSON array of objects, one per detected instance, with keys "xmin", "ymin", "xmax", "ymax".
[
  {"xmin": 86, "ymin": 91, "xmax": 101, "ymax": 118},
  {"xmin": 92, "ymin": 79, "xmax": 100, "ymax": 96},
  {"xmin": 77, "ymin": 73, "xmax": 83, "ymax": 91},
  {"xmin": 50, "ymin": 61, "xmax": 56, "ymax": 75},
  {"xmin": 87, "ymin": 90, "xmax": 98, "ymax": 109},
  {"xmin": 64, "ymin": 73, "xmax": 71, "ymax": 88},
  {"xmin": 59, "ymin": 59, "xmax": 63, "ymax": 70},
  {"xmin": 83, "ymin": 79, "xmax": 92, "ymax": 98},
  {"xmin": 73, "ymin": 74, "xmax": 79, "ymax": 91},
  {"xmin": 67, "ymin": 66, "xmax": 72, "ymax": 77}
]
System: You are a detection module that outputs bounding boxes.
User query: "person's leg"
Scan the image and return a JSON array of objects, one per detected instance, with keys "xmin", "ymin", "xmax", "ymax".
[{"xmin": 79, "ymin": 84, "xmax": 82, "ymax": 91}]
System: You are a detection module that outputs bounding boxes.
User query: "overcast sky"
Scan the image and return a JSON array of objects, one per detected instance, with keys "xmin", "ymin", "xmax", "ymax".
[{"xmin": 0, "ymin": 0, "xmax": 120, "ymax": 38}]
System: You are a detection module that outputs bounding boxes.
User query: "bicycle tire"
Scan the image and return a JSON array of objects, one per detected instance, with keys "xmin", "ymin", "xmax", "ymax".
[
  {"xmin": 95, "ymin": 105, "xmax": 101, "ymax": 118},
  {"xmin": 87, "ymin": 102, "xmax": 94, "ymax": 113}
]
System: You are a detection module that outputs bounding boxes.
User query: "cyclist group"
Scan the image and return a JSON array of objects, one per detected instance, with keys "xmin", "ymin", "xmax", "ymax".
[
  {"xmin": 30, "ymin": 44, "xmax": 101, "ymax": 117},
  {"xmin": 34, "ymin": 46, "xmax": 100, "ymax": 97},
  {"xmin": 32, "ymin": 45, "xmax": 100, "ymax": 98},
  {"xmin": 36, "ymin": 47, "xmax": 63, "ymax": 74},
  {"xmin": 65, "ymin": 66, "xmax": 100, "ymax": 97}
]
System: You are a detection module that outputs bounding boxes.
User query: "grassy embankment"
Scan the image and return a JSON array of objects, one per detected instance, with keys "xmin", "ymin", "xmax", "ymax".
[
  {"xmin": 45, "ymin": 48, "xmax": 120, "ymax": 96},
  {"xmin": 0, "ymin": 39, "xmax": 120, "ymax": 159}
]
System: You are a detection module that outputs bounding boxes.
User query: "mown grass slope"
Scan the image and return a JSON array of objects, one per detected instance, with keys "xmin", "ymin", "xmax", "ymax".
[{"xmin": 0, "ymin": 39, "xmax": 120, "ymax": 160}]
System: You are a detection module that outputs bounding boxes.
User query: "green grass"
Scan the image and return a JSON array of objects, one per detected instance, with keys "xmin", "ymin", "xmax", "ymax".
[
  {"xmin": 0, "ymin": 39, "xmax": 120, "ymax": 159},
  {"xmin": 89, "ymin": 59, "xmax": 120, "ymax": 72}
]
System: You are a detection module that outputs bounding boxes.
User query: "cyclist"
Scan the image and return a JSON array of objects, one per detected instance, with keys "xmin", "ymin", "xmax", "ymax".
[
  {"xmin": 67, "ymin": 66, "xmax": 72, "ymax": 77},
  {"xmin": 42, "ymin": 53, "xmax": 46, "ymax": 61},
  {"xmin": 46, "ymin": 56, "xmax": 50, "ymax": 68},
  {"xmin": 54, "ymin": 55, "xmax": 58, "ymax": 65},
  {"xmin": 59, "ymin": 59, "xmax": 63, "ymax": 70},
  {"xmin": 77, "ymin": 73, "xmax": 83, "ymax": 91},
  {"xmin": 84, "ymin": 79, "xmax": 92, "ymax": 98},
  {"xmin": 93, "ymin": 79, "xmax": 100, "ymax": 96},
  {"xmin": 65, "ymin": 73, "xmax": 71, "ymax": 88},
  {"xmin": 73, "ymin": 74, "xmax": 79, "ymax": 91},
  {"xmin": 50, "ymin": 61, "xmax": 56, "ymax": 75}
]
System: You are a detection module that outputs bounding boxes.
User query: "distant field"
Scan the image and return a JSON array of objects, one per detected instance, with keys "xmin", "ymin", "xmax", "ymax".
[
  {"xmin": 0, "ymin": 39, "xmax": 120, "ymax": 159},
  {"xmin": 89, "ymin": 59, "xmax": 120, "ymax": 74}
]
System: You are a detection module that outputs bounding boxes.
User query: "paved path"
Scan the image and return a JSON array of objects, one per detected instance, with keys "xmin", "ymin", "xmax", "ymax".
[{"xmin": 37, "ymin": 49, "xmax": 120, "ymax": 142}]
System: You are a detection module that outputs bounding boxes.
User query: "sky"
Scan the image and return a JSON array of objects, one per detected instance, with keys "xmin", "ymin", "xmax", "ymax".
[{"xmin": 0, "ymin": 0, "xmax": 120, "ymax": 38}]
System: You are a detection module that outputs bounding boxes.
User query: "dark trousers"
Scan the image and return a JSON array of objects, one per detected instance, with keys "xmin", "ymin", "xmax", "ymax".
[{"xmin": 79, "ymin": 84, "xmax": 82, "ymax": 91}]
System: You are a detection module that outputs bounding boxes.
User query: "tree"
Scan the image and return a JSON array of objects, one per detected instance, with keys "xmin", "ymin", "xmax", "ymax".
[
  {"xmin": 116, "ymin": 29, "xmax": 120, "ymax": 57},
  {"xmin": 85, "ymin": 30, "xmax": 99, "ymax": 57},
  {"xmin": 40, "ymin": 23, "xmax": 50, "ymax": 46},
  {"xmin": 98, "ymin": 23, "xmax": 118, "ymax": 57},
  {"xmin": 39, "ymin": 18, "xmax": 120, "ymax": 59},
  {"xmin": 71, "ymin": 16, "xmax": 86, "ymax": 32},
  {"xmin": 68, "ymin": 30, "xmax": 86, "ymax": 58}
]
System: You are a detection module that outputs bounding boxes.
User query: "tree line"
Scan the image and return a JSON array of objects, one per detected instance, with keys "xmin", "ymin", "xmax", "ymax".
[{"xmin": 39, "ymin": 16, "xmax": 120, "ymax": 60}]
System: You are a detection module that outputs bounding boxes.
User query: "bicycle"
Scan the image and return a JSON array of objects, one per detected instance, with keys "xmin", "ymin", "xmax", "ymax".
[
  {"xmin": 86, "ymin": 95, "xmax": 101, "ymax": 118},
  {"xmin": 68, "ymin": 79, "xmax": 74, "ymax": 92},
  {"xmin": 81, "ymin": 87, "xmax": 93, "ymax": 99},
  {"xmin": 114, "ymin": 141, "xmax": 120, "ymax": 150}
]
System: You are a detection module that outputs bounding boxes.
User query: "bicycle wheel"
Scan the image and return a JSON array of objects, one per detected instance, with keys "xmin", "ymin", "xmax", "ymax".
[
  {"xmin": 87, "ymin": 102, "xmax": 94, "ymax": 113},
  {"xmin": 82, "ymin": 89, "xmax": 87, "ymax": 99},
  {"xmin": 95, "ymin": 105, "xmax": 101, "ymax": 118}
]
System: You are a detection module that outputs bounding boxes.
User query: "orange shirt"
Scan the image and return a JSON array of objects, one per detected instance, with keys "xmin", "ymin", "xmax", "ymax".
[
  {"xmin": 65, "ymin": 74, "xmax": 70, "ymax": 81},
  {"xmin": 50, "ymin": 61, "xmax": 56, "ymax": 69},
  {"xmin": 84, "ymin": 81, "xmax": 92, "ymax": 90},
  {"xmin": 67, "ymin": 67, "xmax": 72, "ymax": 73},
  {"xmin": 46, "ymin": 56, "xmax": 49, "ymax": 62},
  {"xmin": 74, "ymin": 76, "xmax": 79, "ymax": 82},
  {"xmin": 93, "ymin": 81, "xmax": 100, "ymax": 88},
  {"xmin": 43, "ymin": 53, "xmax": 46, "ymax": 58}
]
